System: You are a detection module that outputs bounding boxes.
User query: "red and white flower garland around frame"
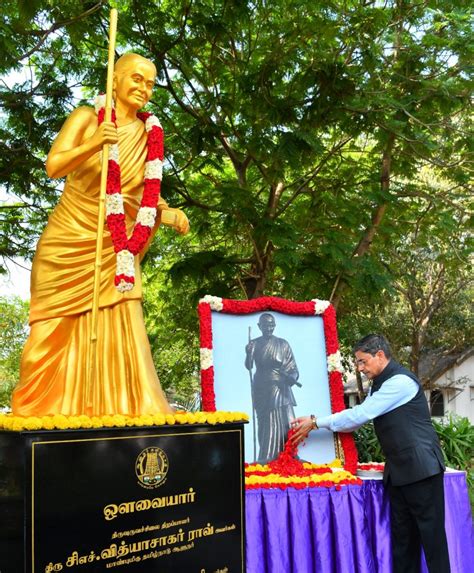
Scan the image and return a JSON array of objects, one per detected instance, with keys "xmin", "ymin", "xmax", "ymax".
[
  {"xmin": 95, "ymin": 95, "xmax": 164, "ymax": 292},
  {"xmin": 197, "ymin": 296, "xmax": 358, "ymax": 474}
]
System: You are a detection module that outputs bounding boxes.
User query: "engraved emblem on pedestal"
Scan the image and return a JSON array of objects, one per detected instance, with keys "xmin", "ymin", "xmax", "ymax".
[{"xmin": 135, "ymin": 447, "xmax": 169, "ymax": 489}]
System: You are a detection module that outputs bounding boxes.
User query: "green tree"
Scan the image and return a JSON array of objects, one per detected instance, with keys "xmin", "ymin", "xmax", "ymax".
[
  {"xmin": 0, "ymin": 295, "xmax": 29, "ymax": 407},
  {"xmin": 0, "ymin": 1, "xmax": 472, "ymax": 395}
]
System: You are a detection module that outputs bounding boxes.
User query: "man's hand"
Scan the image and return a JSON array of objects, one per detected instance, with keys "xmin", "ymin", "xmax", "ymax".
[{"xmin": 290, "ymin": 416, "xmax": 316, "ymax": 444}]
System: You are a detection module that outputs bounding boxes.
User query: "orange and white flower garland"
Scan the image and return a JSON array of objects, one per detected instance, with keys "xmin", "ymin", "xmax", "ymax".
[{"xmin": 95, "ymin": 95, "xmax": 164, "ymax": 292}]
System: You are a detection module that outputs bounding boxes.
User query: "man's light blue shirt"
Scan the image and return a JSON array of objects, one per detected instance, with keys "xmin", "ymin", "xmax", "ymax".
[{"xmin": 317, "ymin": 374, "xmax": 419, "ymax": 433}]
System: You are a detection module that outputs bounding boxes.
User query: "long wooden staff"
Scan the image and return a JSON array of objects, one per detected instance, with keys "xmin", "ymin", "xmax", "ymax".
[
  {"xmin": 248, "ymin": 326, "xmax": 257, "ymax": 462},
  {"xmin": 86, "ymin": 8, "xmax": 118, "ymax": 411}
]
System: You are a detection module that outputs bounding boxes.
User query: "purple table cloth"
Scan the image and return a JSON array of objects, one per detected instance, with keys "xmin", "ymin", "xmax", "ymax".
[{"xmin": 245, "ymin": 471, "xmax": 473, "ymax": 573}]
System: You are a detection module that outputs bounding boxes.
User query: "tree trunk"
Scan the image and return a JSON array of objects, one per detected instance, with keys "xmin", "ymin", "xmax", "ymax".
[
  {"xmin": 411, "ymin": 330, "xmax": 421, "ymax": 379},
  {"xmin": 330, "ymin": 133, "xmax": 395, "ymax": 310},
  {"xmin": 355, "ymin": 368, "xmax": 365, "ymax": 403},
  {"xmin": 244, "ymin": 182, "xmax": 283, "ymax": 299},
  {"xmin": 244, "ymin": 243, "xmax": 273, "ymax": 299}
]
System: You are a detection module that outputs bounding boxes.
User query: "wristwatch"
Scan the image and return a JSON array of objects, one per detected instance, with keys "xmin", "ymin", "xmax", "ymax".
[{"xmin": 310, "ymin": 414, "xmax": 318, "ymax": 430}]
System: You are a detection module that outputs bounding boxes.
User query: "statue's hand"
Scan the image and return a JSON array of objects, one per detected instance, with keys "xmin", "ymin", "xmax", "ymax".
[
  {"xmin": 245, "ymin": 341, "xmax": 255, "ymax": 370},
  {"xmin": 174, "ymin": 210, "xmax": 190, "ymax": 235},
  {"xmin": 288, "ymin": 375, "xmax": 300, "ymax": 387},
  {"xmin": 90, "ymin": 122, "xmax": 118, "ymax": 150},
  {"xmin": 245, "ymin": 341, "xmax": 255, "ymax": 355}
]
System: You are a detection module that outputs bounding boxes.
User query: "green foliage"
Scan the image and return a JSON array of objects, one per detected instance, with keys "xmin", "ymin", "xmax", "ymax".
[
  {"xmin": 432, "ymin": 415, "xmax": 474, "ymax": 494},
  {"xmin": 141, "ymin": 258, "xmax": 202, "ymax": 405},
  {"xmin": 0, "ymin": 295, "xmax": 29, "ymax": 407},
  {"xmin": 354, "ymin": 423, "xmax": 385, "ymax": 463}
]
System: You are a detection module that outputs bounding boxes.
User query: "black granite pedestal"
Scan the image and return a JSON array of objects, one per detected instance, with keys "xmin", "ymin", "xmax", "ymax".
[{"xmin": 0, "ymin": 422, "xmax": 245, "ymax": 573}]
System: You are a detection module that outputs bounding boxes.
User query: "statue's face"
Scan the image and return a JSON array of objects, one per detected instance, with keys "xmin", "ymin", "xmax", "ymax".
[
  {"xmin": 114, "ymin": 58, "xmax": 156, "ymax": 111},
  {"xmin": 258, "ymin": 316, "xmax": 276, "ymax": 337}
]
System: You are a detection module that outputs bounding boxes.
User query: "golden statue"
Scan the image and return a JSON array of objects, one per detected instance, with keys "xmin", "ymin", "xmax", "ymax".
[{"xmin": 12, "ymin": 54, "xmax": 188, "ymax": 417}]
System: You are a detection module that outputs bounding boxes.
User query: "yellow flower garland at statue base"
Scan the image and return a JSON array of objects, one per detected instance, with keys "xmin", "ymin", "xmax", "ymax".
[{"xmin": 0, "ymin": 411, "xmax": 249, "ymax": 432}]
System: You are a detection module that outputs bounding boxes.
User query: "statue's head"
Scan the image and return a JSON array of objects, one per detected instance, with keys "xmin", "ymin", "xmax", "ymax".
[
  {"xmin": 258, "ymin": 313, "xmax": 276, "ymax": 338},
  {"xmin": 113, "ymin": 53, "xmax": 157, "ymax": 111}
]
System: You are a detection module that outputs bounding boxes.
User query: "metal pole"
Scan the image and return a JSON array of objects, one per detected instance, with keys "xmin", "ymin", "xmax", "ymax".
[{"xmin": 86, "ymin": 8, "xmax": 118, "ymax": 411}]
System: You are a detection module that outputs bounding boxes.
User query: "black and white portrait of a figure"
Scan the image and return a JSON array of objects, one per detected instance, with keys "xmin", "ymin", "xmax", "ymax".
[
  {"xmin": 210, "ymin": 309, "xmax": 337, "ymax": 465},
  {"xmin": 244, "ymin": 313, "xmax": 301, "ymax": 464}
]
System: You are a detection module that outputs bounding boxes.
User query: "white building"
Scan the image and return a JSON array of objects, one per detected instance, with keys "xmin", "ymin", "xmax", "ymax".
[{"xmin": 419, "ymin": 348, "xmax": 473, "ymax": 423}]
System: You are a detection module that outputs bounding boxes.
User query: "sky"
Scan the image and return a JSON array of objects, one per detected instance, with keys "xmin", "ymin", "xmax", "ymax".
[
  {"xmin": 0, "ymin": 258, "xmax": 31, "ymax": 300},
  {"xmin": 0, "ymin": 67, "xmax": 35, "ymax": 301}
]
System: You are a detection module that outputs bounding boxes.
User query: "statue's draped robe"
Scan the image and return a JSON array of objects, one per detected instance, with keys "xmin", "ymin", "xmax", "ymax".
[
  {"xmin": 12, "ymin": 117, "xmax": 172, "ymax": 416},
  {"xmin": 251, "ymin": 336, "xmax": 299, "ymax": 463}
]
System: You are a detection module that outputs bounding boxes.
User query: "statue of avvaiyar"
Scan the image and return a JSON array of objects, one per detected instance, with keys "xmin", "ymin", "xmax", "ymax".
[{"xmin": 12, "ymin": 54, "xmax": 188, "ymax": 417}]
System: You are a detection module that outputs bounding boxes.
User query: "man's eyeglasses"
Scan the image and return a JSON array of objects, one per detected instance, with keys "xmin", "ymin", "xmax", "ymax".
[{"xmin": 355, "ymin": 357, "xmax": 372, "ymax": 367}]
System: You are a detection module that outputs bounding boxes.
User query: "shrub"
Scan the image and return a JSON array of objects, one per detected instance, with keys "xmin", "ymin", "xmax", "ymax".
[
  {"xmin": 354, "ymin": 422, "xmax": 384, "ymax": 463},
  {"xmin": 432, "ymin": 415, "xmax": 474, "ymax": 503}
]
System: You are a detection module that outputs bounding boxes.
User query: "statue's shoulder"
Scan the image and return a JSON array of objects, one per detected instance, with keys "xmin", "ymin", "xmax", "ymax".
[
  {"xmin": 59, "ymin": 106, "xmax": 97, "ymax": 135},
  {"xmin": 68, "ymin": 105, "xmax": 97, "ymax": 122}
]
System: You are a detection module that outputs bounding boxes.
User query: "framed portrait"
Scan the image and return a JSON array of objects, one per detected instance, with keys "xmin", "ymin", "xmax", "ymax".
[{"xmin": 198, "ymin": 296, "xmax": 357, "ymax": 470}]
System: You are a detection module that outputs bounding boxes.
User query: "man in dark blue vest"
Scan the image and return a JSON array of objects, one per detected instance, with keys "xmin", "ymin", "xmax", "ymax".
[{"xmin": 291, "ymin": 334, "xmax": 450, "ymax": 573}]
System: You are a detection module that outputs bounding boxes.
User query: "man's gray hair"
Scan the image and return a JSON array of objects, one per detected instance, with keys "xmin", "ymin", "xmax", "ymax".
[{"xmin": 353, "ymin": 334, "xmax": 392, "ymax": 358}]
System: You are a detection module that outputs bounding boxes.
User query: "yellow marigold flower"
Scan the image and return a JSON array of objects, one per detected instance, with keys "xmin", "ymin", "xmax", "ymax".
[
  {"xmin": 41, "ymin": 416, "xmax": 55, "ymax": 430},
  {"xmin": 111, "ymin": 415, "xmax": 126, "ymax": 427},
  {"xmin": 152, "ymin": 414, "xmax": 165, "ymax": 425},
  {"xmin": 100, "ymin": 415, "xmax": 114, "ymax": 427},
  {"xmin": 165, "ymin": 414, "xmax": 176, "ymax": 425},
  {"xmin": 24, "ymin": 417, "xmax": 42, "ymax": 431},
  {"xmin": 51, "ymin": 414, "xmax": 68, "ymax": 429},
  {"xmin": 90, "ymin": 416, "xmax": 103, "ymax": 428},
  {"xmin": 185, "ymin": 413, "xmax": 196, "ymax": 424},
  {"xmin": 195, "ymin": 412, "xmax": 207, "ymax": 424},
  {"xmin": 206, "ymin": 413, "xmax": 217, "ymax": 425},
  {"xmin": 78, "ymin": 415, "xmax": 93, "ymax": 428},
  {"xmin": 139, "ymin": 415, "xmax": 153, "ymax": 427},
  {"xmin": 68, "ymin": 416, "xmax": 82, "ymax": 429},
  {"xmin": 12, "ymin": 419, "xmax": 26, "ymax": 431},
  {"xmin": 215, "ymin": 412, "xmax": 226, "ymax": 423}
]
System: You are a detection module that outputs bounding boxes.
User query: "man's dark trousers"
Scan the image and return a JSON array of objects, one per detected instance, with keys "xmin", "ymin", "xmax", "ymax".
[{"xmin": 387, "ymin": 472, "xmax": 450, "ymax": 573}]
